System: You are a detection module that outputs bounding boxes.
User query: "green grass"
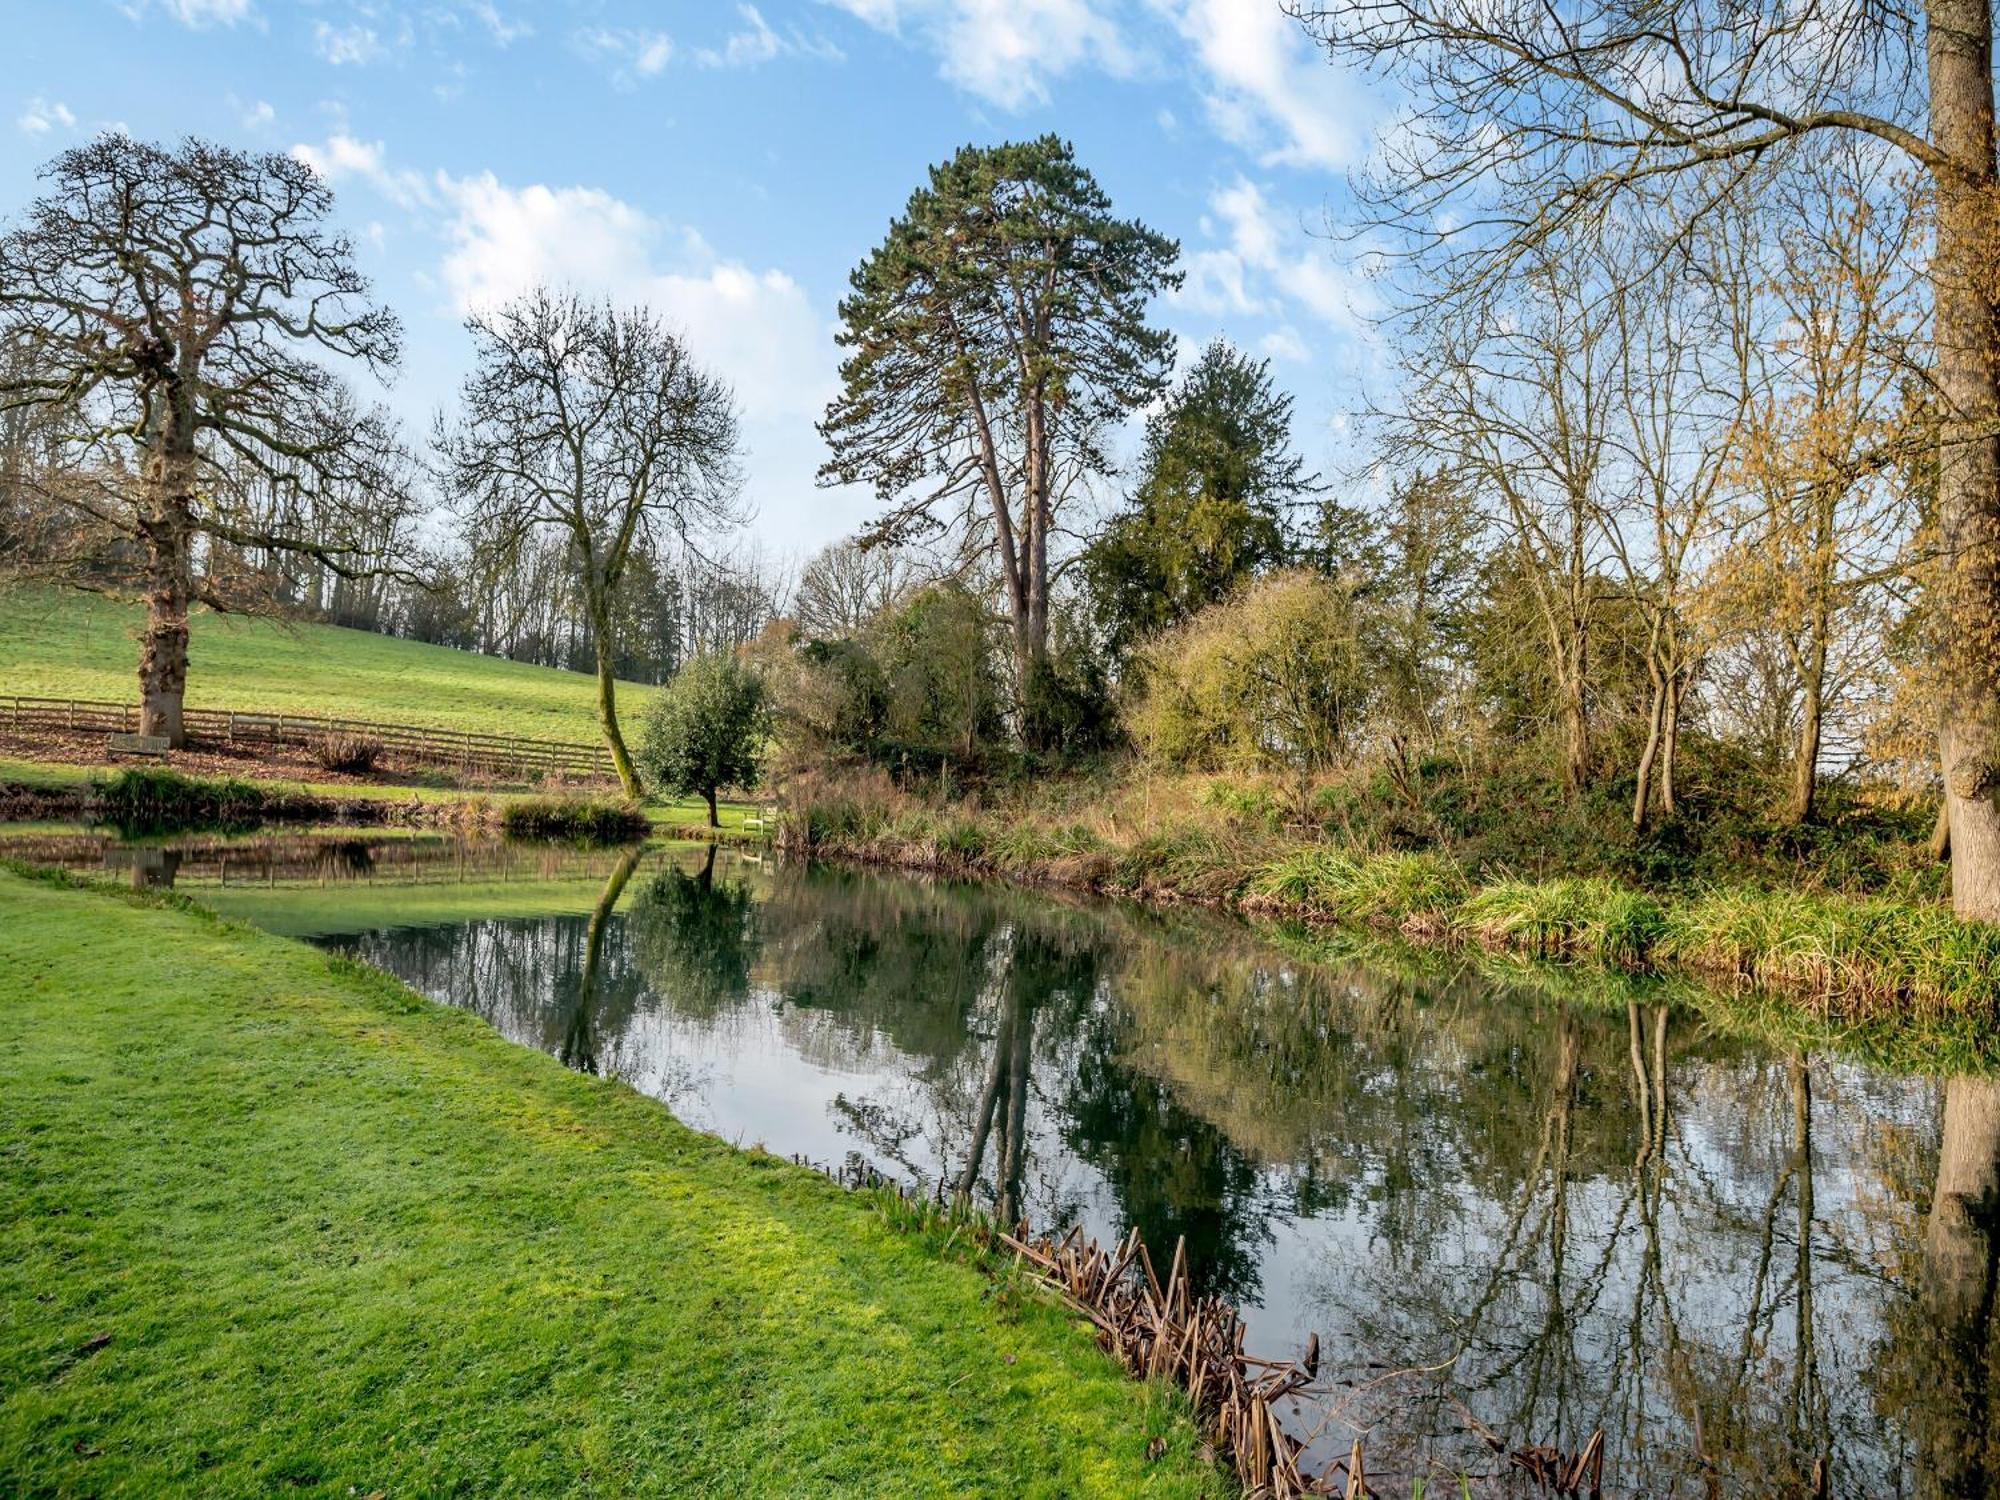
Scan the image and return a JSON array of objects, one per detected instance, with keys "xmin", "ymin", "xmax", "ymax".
[
  {"xmin": 0, "ymin": 583, "xmax": 655, "ymax": 741},
  {"xmin": 0, "ymin": 870, "xmax": 1215, "ymax": 1497}
]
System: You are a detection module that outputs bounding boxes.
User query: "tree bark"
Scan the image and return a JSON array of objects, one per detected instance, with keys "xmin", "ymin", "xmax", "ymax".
[
  {"xmin": 1661, "ymin": 671, "xmax": 1682, "ymax": 816},
  {"xmin": 1918, "ymin": 1075, "xmax": 2000, "ymax": 1496},
  {"xmin": 1930, "ymin": 0, "xmax": 2000, "ymax": 920},
  {"xmin": 1562, "ymin": 663, "xmax": 1590, "ymax": 798},
  {"xmin": 1633, "ymin": 645, "xmax": 1667, "ymax": 832},
  {"xmin": 136, "ymin": 452, "xmax": 196, "ymax": 748},
  {"xmin": 704, "ymin": 787, "xmax": 719, "ymax": 828},
  {"xmin": 589, "ymin": 591, "xmax": 641, "ymax": 799},
  {"xmin": 1791, "ymin": 646, "xmax": 1826, "ymax": 825}
]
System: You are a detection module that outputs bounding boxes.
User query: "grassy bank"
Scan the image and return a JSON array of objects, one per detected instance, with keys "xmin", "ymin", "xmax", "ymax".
[
  {"xmin": 779, "ymin": 769, "xmax": 2000, "ymax": 1025},
  {"xmin": 0, "ymin": 870, "xmax": 1214, "ymax": 1497},
  {"xmin": 0, "ymin": 582, "xmax": 655, "ymax": 740}
]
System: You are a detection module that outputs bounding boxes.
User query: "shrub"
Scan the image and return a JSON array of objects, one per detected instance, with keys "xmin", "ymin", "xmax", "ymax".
[
  {"xmin": 97, "ymin": 768, "xmax": 286, "ymax": 832},
  {"xmin": 312, "ymin": 732, "xmax": 383, "ymax": 774},
  {"xmin": 500, "ymin": 796, "xmax": 649, "ymax": 842},
  {"xmin": 638, "ymin": 653, "xmax": 771, "ymax": 827},
  {"xmin": 1131, "ymin": 570, "xmax": 1370, "ymax": 774}
]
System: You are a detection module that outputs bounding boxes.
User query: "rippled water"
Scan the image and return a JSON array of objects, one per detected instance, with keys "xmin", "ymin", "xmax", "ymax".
[{"xmin": 9, "ymin": 827, "xmax": 1996, "ymax": 1497}]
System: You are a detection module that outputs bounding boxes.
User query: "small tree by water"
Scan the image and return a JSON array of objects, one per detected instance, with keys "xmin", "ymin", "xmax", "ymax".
[{"xmin": 639, "ymin": 653, "xmax": 769, "ymax": 826}]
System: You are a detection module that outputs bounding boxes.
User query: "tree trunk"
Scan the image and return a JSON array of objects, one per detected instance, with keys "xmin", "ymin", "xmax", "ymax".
[
  {"xmin": 136, "ymin": 458, "xmax": 195, "ymax": 748},
  {"xmin": 1918, "ymin": 1075, "xmax": 2000, "ymax": 1496},
  {"xmin": 1930, "ymin": 0, "xmax": 2000, "ymax": 921},
  {"xmin": 1632, "ymin": 655, "xmax": 1667, "ymax": 834},
  {"xmin": 705, "ymin": 787, "xmax": 718, "ymax": 828},
  {"xmin": 1792, "ymin": 664, "xmax": 1825, "ymax": 825},
  {"xmin": 1661, "ymin": 671, "xmax": 1682, "ymax": 816},
  {"xmin": 589, "ymin": 594, "xmax": 641, "ymax": 799},
  {"xmin": 1562, "ymin": 664, "xmax": 1590, "ymax": 798}
]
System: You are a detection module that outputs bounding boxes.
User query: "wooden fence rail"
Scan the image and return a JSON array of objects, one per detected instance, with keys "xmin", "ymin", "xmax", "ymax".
[{"xmin": 0, "ymin": 694, "xmax": 616, "ymax": 782}]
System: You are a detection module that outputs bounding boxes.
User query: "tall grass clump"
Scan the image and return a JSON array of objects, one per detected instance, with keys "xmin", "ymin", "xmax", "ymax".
[
  {"xmin": 501, "ymin": 795, "xmax": 648, "ymax": 842},
  {"xmin": 1660, "ymin": 887, "xmax": 2000, "ymax": 1013},
  {"xmin": 1255, "ymin": 849, "xmax": 1467, "ymax": 928},
  {"xmin": 1458, "ymin": 878, "xmax": 1665, "ymax": 964},
  {"xmin": 97, "ymin": 767, "xmax": 282, "ymax": 832}
]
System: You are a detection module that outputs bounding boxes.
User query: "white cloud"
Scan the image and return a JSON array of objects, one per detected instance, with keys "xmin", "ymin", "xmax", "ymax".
[
  {"xmin": 16, "ymin": 99, "xmax": 76, "ymax": 137},
  {"xmin": 1150, "ymin": 0, "xmax": 1362, "ymax": 172},
  {"xmin": 313, "ymin": 20, "xmax": 388, "ymax": 65},
  {"xmin": 435, "ymin": 168, "xmax": 861, "ymax": 536},
  {"xmin": 465, "ymin": 1, "xmax": 531, "ymax": 46},
  {"xmin": 139, "ymin": 0, "xmax": 253, "ymax": 25},
  {"xmin": 1176, "ymin": 175, "xmax": 1377, "ymax": 345},
  {"xmin": 1258, "ymin": 326, "xmax": 1309, "ymax": 363},
  {"xmin": 824, "ymin": 0, "xmax": 1131, "ymax": 109},
  {"xmin": 240, "ymin": 98, "xmax": 276, "ymax": 128},
  {"xmin": 289, "ymin": 133, "xmax": 432, "ymax": 209},
  {"xmin": 697, "ymin": 5, "xmax": 845, "ymax": 68},
  {"xmin": 698, "ymin": 6, "xmax": 783, "ymax": 67},
  {"xmin": 574, "ymin": 26, "xmax": 674, "ymax": 82}
]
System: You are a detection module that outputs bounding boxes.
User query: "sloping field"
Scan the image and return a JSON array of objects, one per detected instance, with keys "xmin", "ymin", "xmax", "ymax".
[{"xmin": 0, "ymin": 584, "xmax": 654, "ymax": 742}]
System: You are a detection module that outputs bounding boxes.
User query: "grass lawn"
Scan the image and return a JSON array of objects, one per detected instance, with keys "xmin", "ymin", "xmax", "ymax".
[
  {"xmin": 0, "ymin": 871, "xmax": 1216, "ymax": 1498},
  {"xmin": 0, "ymin": 583, "xmax": 655, "ymax": 742}
]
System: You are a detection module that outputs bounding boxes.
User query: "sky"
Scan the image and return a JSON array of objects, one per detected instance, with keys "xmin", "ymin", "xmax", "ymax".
[{"xmin": 2, "ymin": 0, "xmax": 1394, "ymax": 557}]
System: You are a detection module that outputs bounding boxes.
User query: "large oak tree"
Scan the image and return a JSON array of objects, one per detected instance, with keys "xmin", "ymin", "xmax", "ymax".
[
  {"xmin": 818, "ymin": 135, "xmax": 1179, "ymax": 728},
  {"xmin": 0, "ymin": 135, "xmax": 409, "ymax": 745}
]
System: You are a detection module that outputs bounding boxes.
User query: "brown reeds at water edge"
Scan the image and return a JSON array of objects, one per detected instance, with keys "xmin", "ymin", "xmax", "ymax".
[{"xmin": 798, "ymin": 1155, "xmax": 1608, "ymax": 1499}]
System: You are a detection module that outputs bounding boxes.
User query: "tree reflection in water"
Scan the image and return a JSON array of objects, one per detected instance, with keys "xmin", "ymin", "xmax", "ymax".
[{"xmin": 324, "ymin": 850, "xmax": 1995, "ymax": 1497}]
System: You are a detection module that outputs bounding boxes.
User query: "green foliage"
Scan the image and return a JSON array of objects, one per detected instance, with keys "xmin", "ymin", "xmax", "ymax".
[
  {"xmin": 0, "ymin": 871, "xmax": 1218, "ymax": 1498},
  {"xmin": 638, "ymin": 653, "xmax": 771, "ymax": 820},
  {"xmin": 874, "ymin": 584, "xmax": 1006, "ymax": 760},
  {"xmin": 96, "ymin": 768, "xmax": 309, "ymax": 832},
  {"xmin": 498, "ymin": 795, "xmax": 648, "ymax": 842},
  {"xmin": 1083, "ymin": 340, "xmax": 1312, "ymax": 661},
  {"xmin": 820, "ymin": 135, "xmax": 1180, "ymax": 526},
  {"xmin": 1132, "ymin": 570, "xmax": 1371, "ymax": 773}
]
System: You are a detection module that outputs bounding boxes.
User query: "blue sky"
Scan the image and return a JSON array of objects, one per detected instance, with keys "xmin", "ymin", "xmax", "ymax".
[{"xmin": 4, "ymin": 0, "xmax": 1392, "ymax": 554}]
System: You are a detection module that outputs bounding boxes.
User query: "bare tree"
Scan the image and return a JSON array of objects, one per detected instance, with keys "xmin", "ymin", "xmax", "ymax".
[
  {"xmin": 0, "ymin": 134, "xmax": 408, "ymax": 745},
  {"xmin": 1394, "ymin": 248, "xmax": 1624, "ymax": 797},
  {"xmin": 1604, "ymin": 213, "xmax": 1744, "ymax": 831},
  {"xmin": 1726, "ymin": 156, "xmax": 1921, "ymax": 824},
  {"xmin": 437, "ymin": 288, "xmax": 743, "ymax": 796},
  {"xmin": 1291, "ymin": 0, "xmax": 2000, "ymax": 917},
  {"xmin": 792, "ymin": 537, "xmax": 924, "ymax": 640}
]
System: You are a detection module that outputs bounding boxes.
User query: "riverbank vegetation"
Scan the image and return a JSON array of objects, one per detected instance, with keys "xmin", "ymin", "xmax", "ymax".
[
  {"xmin": 498, "ymin": 793, "xmax": 651, "ymax": 842},
  {"xmin": 0, "ymin": 869, "xmax": 1215, "ymax": 1497},
  {"xmin": 776, "ymin": 765, "xmax": 1998, "ymax": 1023}
]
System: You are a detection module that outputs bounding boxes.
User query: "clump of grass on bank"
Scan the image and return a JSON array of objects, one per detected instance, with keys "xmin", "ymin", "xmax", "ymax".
[
  {"xmin": 780, "ymin": 771, "xmax": 1999, "ymax": 1025},
  {"xmin": 499, "ymin": 794, "xmax": 649, "ymax": 842},
  {"xmin": 95, "ymin": 766, "xmax": 321, "ymax": 832},
  {"xmin": 0, "ymin": 871, "xmax": 1216, "ymax": 1498}
]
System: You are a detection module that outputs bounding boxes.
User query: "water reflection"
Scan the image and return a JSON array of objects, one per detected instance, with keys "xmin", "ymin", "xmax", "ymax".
[{"xmin": 5, "ymin": 828, "xmax": 1992, "ymax": 1495}]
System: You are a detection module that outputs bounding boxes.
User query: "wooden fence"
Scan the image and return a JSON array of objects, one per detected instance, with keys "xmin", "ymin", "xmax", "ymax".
[{"xmin": 0, "ymin": 694, "xmax": 615, "ymax": 782}]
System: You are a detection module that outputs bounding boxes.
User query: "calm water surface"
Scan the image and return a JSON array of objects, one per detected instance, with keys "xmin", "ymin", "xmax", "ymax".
[{"xmin": 9, "ymin": 828, "xmax": 1997, "ymax": 1497}]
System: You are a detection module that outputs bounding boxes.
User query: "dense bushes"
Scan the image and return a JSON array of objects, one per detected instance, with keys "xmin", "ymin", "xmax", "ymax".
[
  {"xmin": 500, "ymin": 795, "xmax": 649, "ymax": 842},
  {"xmin": 781, "ymin": 770, "xmax": 1997, "ymax": 1018},
  {"xmin": 1130, "ymin": 571, "xmax": 1369, "ymax": 774},
  {"xmin": 94, "ymin": 768, "xmax": 340, "ymax": 832}
]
